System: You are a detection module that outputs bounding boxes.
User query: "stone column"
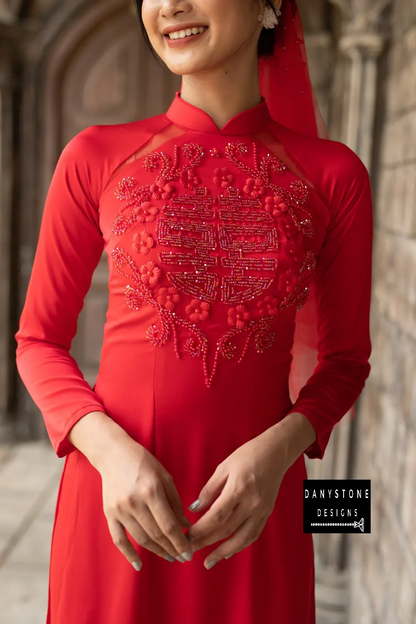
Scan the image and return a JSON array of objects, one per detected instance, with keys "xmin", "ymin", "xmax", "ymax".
[
  {"xmin": 0, "ymin": 2, "xmax": 23, "ymax": 442},
  {"xmin": 329, "ymin": 0, "xmax": 391, "ymax": 165},
  {"xmin": 312, "ymin": 2, "xmax": 391, "ymax": 623},
  {"xmin": 0, "ymin": 1, "xmax": 16, "ymax": 24}
]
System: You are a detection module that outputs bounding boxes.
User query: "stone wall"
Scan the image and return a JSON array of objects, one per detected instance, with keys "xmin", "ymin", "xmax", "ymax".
[{"xmin": 348, "ymin": 1, "xmax": 416, "ymax": 623}]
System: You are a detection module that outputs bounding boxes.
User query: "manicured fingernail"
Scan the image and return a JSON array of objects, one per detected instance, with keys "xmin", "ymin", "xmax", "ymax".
[
  {"xmin": 176, "ymin": 555, "xmax": 186, "ymax": 563},
  {"xmin": 189, "ymin": 499, "xmax": 201, "ymax": 511},
  {"xmin": 132, "ymin": 561, "xmax": 142, "ymax": 571},
  {"xmin": 205, "ymin": 560, "xmax": 217, "ymax": 570},
  {"xmin": 183, "ymin": 515, "xmax": 192, "ymax": 527},
  {"xmin": 225, "ymin": 554, "xmax": 233, "ymax": 559},
  {"xmin": 182, "ymin": 551, "xmax": 193, "ymax": 561},
  {"xmin": 164, "ymin": 555, "xmax": 176, "ymax": 562}
]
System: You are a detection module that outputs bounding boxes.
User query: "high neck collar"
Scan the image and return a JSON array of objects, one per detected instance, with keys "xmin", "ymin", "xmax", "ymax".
[{"xmin": 166, "ymin": 92, "xmax": 273, "ymax": 135}]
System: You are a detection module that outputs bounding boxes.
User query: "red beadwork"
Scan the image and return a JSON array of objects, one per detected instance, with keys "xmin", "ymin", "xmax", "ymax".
[
  {"xmin": 185, "ymin": 299, "xmax": 210, "ymax": 323},
  {"xmin": 213, "ymin": 167, "xmax": 235, "ymax": 189},
  {"xmin": 257, "ymin": 295, "xmax": 280, "ymax": 317},
  {"xmin": 228, "ymin": 305, "xmax": 251, "ymax": 328},
  {"xmin": 157, "ymin": 286, "xmax": 180, "ymax": 311},
  {"xmin": 110, "ymin": 139, "xmax": 318, "ymax": 388},
  {"xmin": 132, "ymin": 230, "xmax": 155, "ymax": 255}
]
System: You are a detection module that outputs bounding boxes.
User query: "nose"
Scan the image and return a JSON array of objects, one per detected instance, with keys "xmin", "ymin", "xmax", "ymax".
[{"xmin": 159, "ymin": 0, "xmax": 191, "ymax": 18}]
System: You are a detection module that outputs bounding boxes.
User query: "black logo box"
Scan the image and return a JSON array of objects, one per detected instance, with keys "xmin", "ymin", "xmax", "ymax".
[{"xmin": 303, "ymin": 479, "xmax": 371, "ymax": 534}]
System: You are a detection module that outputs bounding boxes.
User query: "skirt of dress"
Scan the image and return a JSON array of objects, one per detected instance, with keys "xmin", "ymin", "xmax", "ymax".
[
  {"xmin": 46, "ymin": 335, "xmax": 316, "ymax": 624},
  {"xmin": 46, "ymin": 440, "xmax": 315, "ymax": 624}
]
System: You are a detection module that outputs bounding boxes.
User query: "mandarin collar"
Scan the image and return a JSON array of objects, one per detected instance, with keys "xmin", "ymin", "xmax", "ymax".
[{"xmin": 166, "ymin": 92, "xmax": 273, "ymax": 135}]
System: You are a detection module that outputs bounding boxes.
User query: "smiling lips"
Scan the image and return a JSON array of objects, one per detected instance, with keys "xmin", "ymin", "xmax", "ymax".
[{"xmin": 166, "ymin": 26, "xmax": 208, "ymax": 40}]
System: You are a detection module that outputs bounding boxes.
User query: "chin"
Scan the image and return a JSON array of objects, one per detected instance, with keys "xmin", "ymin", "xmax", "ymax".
[{"xmin": 163, "ymin": 58, "xmax": 213, "ymax": 77}]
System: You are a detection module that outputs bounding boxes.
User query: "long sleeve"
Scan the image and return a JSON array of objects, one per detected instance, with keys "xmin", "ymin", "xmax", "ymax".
[
  {"xmin": 286, "ymin": 144, "xmax": 373, "ymax": 460},
  {"xmin": 15, "ymin": 128, "xmax": 108, "ymax": 458}
]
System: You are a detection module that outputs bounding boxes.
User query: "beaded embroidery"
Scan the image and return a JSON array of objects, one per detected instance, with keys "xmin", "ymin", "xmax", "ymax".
[
  {"xmin": 111, "ymin": 245, "xmax": 315, "ymax": 388},
  {"xmin": 111, "ymin": 140, "xmax": 317, "ymax": 387}
]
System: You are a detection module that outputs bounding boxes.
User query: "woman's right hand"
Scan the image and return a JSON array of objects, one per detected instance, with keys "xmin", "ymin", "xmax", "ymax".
[{"xmin": 97, "ymin": 435, "xmax": 194, "ymax": 570}]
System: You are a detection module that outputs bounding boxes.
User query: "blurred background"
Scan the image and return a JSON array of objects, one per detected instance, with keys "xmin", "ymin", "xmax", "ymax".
[{"xmin": 0, "ymin": 0, "xmax": 415, "ymax": 622}]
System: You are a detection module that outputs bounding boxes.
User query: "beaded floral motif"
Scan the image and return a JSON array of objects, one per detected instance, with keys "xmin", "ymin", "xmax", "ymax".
[
  {"xmin": 224, "ymin": 142, "xmax": 313, "ymax": 236},
  {"xmin": 111, "ymin": 245, "xmax": 316, "ymax": 388},
  {"xmin": 111, "ymin": 140, "xmax": 317, "ymax": 387},
  {"xmin": 132, "ymin": 230, "xmax": 155, "ymax": 255}
]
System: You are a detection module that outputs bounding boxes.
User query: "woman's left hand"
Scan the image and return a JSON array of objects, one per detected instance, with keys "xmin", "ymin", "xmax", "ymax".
[{"xmin": 185, "ymin": 428, "xmax": 293, "ymax": 569}]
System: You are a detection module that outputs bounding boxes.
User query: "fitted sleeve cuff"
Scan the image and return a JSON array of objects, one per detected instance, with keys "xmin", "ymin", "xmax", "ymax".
[
  {"xmin": 53, "ymin": 404, "xmax": 108, "ymax": 458},
  {"xmin": 285, "ymin": 406, "xmax": 331, "ymax": 460}
]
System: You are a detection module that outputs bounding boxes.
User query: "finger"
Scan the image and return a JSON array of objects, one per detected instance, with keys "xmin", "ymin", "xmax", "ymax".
[
  {"xmin": 162, "ymin": 474, "xmax": 192, "ymax": 529},
  {"xmin": 204, "ymin": 515, "xmax": 265, "ymax": 568},
  {"xmin": 123, "ymin": 514, "xmax": 176, "ymax": 562},
  {"xmin": 146, "ymin": 486, "xmax": 194, "ymax": 560},
  {"xmin": 108, "ymin": 518, "xmax": 143, "ymax": 571},
  {"xmin": 189, "ymin": 503, "xmax": 243, "ymax": 552},
  {"xmin": 187, "ymin": 487, "xmax": 237, "ymax": 541},
  {"xmin": 188, "ymin": 467, "xmax": 228, "ymax": 513},
  {"xmin": 130, "ymin": 502, "xmax": 190, "ymax": 562}
]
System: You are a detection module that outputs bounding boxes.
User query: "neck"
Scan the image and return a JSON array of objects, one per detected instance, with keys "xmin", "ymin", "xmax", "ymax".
[{"xmin": 179, "ymin": 52, "xmax": 262, "ymax": 130}]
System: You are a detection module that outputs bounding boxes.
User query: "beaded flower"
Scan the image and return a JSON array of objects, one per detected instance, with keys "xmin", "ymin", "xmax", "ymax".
[
  {"xmin": 132, "ymin": 230, "xmax": 155, "ymax": 255},
  {"xmin": 185, "ymin": 299, "xmax": 210, "ymax": 323},
  {"xmin": 157, "ymin": 286, "xmax": 181, "ymax": 311},
  {"xmin": 227, "ymin": 305, "xmax": 251, "ymax": 329}
]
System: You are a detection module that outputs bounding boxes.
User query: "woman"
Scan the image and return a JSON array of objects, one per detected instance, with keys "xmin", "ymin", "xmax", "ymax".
[{"xmin": 15, "ymin": 1, "xmax": 373, "ymax": 623}]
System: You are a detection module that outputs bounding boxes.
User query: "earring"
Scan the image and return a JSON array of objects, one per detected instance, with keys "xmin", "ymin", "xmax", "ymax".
[{"xmin": 258, "ymin": 5, "xmax": 281, "ymax": 29}]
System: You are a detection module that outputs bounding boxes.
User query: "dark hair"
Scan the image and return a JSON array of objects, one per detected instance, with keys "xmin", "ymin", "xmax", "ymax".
[{"xmin": 134, "ymin": 1, "xmax": 278, "ymax": 58}]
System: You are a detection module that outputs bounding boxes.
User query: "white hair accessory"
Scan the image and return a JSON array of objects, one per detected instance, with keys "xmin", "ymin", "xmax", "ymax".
[{"xmin": 258, "ymin": 5, "xmax": 282, "ymax": 29}]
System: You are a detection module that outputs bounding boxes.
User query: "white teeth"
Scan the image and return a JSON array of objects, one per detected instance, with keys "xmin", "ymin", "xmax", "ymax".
[{"xmin": 168, "ymin": 26, "xmax": 207, "ymax": 40}]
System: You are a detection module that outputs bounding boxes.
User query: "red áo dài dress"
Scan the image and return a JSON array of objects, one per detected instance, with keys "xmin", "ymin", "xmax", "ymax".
[{"xmin": 15, "ymin": 92, "xmax": 373, "ymax": 624}]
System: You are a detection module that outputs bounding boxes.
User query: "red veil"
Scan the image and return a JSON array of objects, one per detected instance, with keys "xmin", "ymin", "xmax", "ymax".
[{"xmin": 259, "ymin": 0, "xmax": 356, "ymax": 430}]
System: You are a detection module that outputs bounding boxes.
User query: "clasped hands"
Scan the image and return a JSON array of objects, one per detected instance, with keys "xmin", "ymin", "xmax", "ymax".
[
  {"xmin": 184, "ymin": 429, "xmax": 292, "ymax": 570},
  {"xmin": 100, "ymin": 422, "xmax": 297, "ymax": 572}
]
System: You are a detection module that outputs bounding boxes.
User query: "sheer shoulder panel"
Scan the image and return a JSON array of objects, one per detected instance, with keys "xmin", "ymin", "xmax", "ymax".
[
  {"xmin": 253, "ymin": 130, "xmax": 320, "ymax": 196},
  {"xmin": 103, "ymin": 124, "xmax": 186, "ymax": 191}
]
